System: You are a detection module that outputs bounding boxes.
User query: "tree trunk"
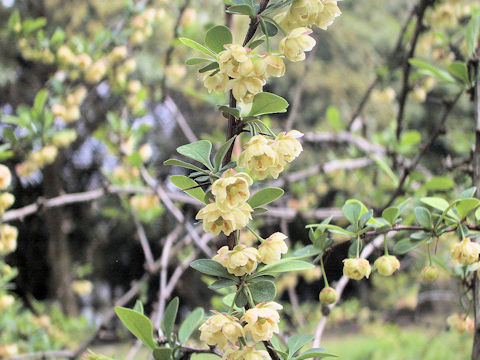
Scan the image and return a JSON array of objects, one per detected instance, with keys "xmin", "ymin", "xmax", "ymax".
[{"xmin": 42, "ymin": 158, "xmax": 77, "ymax": 315}]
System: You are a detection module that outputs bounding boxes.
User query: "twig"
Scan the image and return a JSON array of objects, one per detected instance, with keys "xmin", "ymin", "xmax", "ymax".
[
  {"xmin": 130, "ymin": 208, "xmax": 155, "ymax": 270},
  {"xmin": 165, "ymin": 96, "xmax": 198, "ymax": 143}
]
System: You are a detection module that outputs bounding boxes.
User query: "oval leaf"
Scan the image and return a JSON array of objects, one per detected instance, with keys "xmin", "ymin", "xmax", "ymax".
[
  {"xmin": 178, "ymin": 308, "xmax": 205, "ymax": 344},
  {"xmin": 248, "ymin": 92, "xmax": 289, "ymax": 117},
  {"xmin": 115, "ymin": 306, "xmax": 157, "ymax": 350},
  {"xmin": 248, "ymin": 187, "xmax": 284, "ymax": 208},
  {"xmin": 170, "ymin": 175, "xmax": 206, "ymax": 204},
  {"xmin": 177, "ymin": 140, "xmax": 213, "ymax": 170},
  {"xmin": 249, "ymin": 280, "xmax": 276, "ymax": 303},
  {"xmin": 162, "ymin": 297, "xmax": 179, "ymax": 339},
  {"xmin": 190, "ymin": 259, "xmax": 236, "ymax": 280},
  {"xmin": 205, "ymin": 25, "xmax": 233, "ymax": 53},
  {"xmin": 256, "ymin": 259, "xmax": 314, "ymax": 275}
]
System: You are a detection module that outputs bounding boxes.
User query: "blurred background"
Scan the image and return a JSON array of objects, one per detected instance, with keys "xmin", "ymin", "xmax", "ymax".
[{"xmin": 0, "ymin": 0, "xmax": 477, "ymax": 359}]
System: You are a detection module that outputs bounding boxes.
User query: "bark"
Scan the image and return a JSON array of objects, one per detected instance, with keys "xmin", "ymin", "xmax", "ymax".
[{"xmin": 42, "ymin": 157, "xmax": 77, "ymax": 315}]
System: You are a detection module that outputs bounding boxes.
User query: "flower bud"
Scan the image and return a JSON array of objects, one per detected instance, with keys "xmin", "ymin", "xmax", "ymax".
[
  {"xmin": 319, "ymin": 286, "xmax": 338, "ymax": 305},
  {"xmin": 421, "ymin": 265, "xmax": 439, "ymax": 282},
  {"xmin": 72, "ymin": 280, "xmax": 93, "ymax": 296},
  {"xmin": 0, "ymin": 294, "xmax": 14, "ymax": 311},
  {"xmin": 40, "ymin": 146, "xmax": 58, "ymax": 165},
  {"xmin": 110, "ymin": 46, "xmax": 128, "ymax": 63},
  {"xmin": 343, "ymin": 258, "xmax": 371, "ymax": 280},
  {"xmin": 139, "ymin": 144, "xmax": 153, "ymax": 162},
  {"xmin": 0, "ymin": 164, "xmax": 12, "ymax": 190},
  {"xmin": 0, "ymin": 193, "xmax": 15, "ymax": 214},
  {"xmin": 374, "ymin": 255, "xmax": 400, "ymax": 276},
  {"xmin": 450, "ymin": 237, "xmax": 480, "ymax": 265},
  {"xmin": 127, "ymin": 80, "xmax": 142, "ymax": 94},
  {"xmin": 1, "ymin": 263, "xmax": 12, "ymax": 276},
  {"xmin": 0, "ymin": 224, "xmax": 18, "ymax": 255}
]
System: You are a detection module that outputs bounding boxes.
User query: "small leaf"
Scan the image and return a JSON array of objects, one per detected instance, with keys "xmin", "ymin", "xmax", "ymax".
[
  {"xmin": 382, "ymin": 207, "xmax": 400, "ymax": 225},
  {"xmin": 214, "ymin": 136, "xmax": 237, "ymax": 171},
  {"xmin": 177, "ymin": 140, "xmax": 213, "ymax": 170},
  {"xmin": 179, "ymin": 38, "xmax": 217, "ymax": 57},
  {"xmin": 170, "ymin": 175, "xmax": 206, "ymax": 204},
  {"xmin": 190, "ymin": 259, "xmax": 236, "ymax": 280},
  {"xmin": 153, "ymin": 348, "xmax": 172, "ymax": 360},
  {"xmin": 288, "ymin": 334, "xmax": 314, "ymax": 358},
  {"xmin": 34, "ymin": 89, "xmax": 49, "ymax": 113},
  {"xmin": 414, "ymin": 207, "xmax": 432, "ymax": 229},
  {"xmin": 186, "ymin": 57, "xmax": 215, "ymax": 65},
  {"xmin": 162, "ymin": 297, "xmax": 179, "ymax": 339},
  {"xmin": 249, "ymin": 280, "xmax": 276, "ymax": 303},
  {"xmin": 371, "ymin": 155, "xmax": 399, "ymax": 186},
  {"xmin": 294, "ymin": 348, "xmax": 337, "ymax": 360},
  {"xmin": 466, "ymin": 13, "xmax": 480, "ymax": 57},
  {"xmin": 164, "ymin": 159, "xmax": 207, "ymax": 173},
  {"xmin": 306, "ymin": 224, "xmax": 357, "ymax": 237},
  {"xmin": 342, "ymin": 202, "xmax": 362, "ymax": 227},
  {"xmin": 409, "ymin": 58, "xmax": 456, "ymax": 84},
  {"xmin": 235, "ymin": 289, "xmax": 248, "ymax": 307},
  {"xmin": 262, "ymin": 20, "xmax": 278, "ymax": 37},
  {"xmin": 209, "ymin": 278, "xmax": 237, "ymax": 290},
  {"xmin": 421, "ymin": 197, "xmax": 450, "ymax": 212},
  {"xmin": 248, "ymin": 187, "xmax": 284, "ymax": 208},
  {"xmin": 394, "ymin": 237, "xmax": 428, "ymax": 254},
  {"xmin": 199, "ymin": 62, "xmax": 220, "ymax": 73},
  {"xmin": 448, "ymin": 62, "xmax": 469, "ymax": 85},
  {"xmin": 424, "ymin": 176, "xmax": 454, "ymax": 191},
  {"xmin": 227, "ymin": 4, "xmax": 255, "ymax": 16},
  {"xmin": 218, "ymin": 105, "xmax": 241, "ymax": 119},
  {"xmin": 248, "ymin": 92, "xmax": 289, "ymax": 117},
  {"xmin": 133, "ymin": 300, "xmax": 144, "ymax": 314},
  {"xmin": 358, "ymin": 210, "xmax": 373, "ymax": 228},
  {"xmin": 256, "ymin": 259, "xmax": 314, "ymax": 275},
  {"xmin": 205, "ymin": 25, "xmax": 233, "ymax": 53},
  {"xmin": 115, "ymin": 307, "xmax": 157, "ymax": 350},
  {"xmin": 459, "ymin": 187, "xmax": 476, "ymax": 199},
  {"xmin": 456, "ymin": 198, "xmax": 480, "ymax": 220},
  {"xmin": 178, "ymin": 308, "xmax": 204, "ymax": 344}
]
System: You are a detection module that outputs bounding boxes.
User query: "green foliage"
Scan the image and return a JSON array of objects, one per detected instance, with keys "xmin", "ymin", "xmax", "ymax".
[
  {"xmin": 247, "ymin": 92, "xmax": 289, "ymax": 117},
  {"xmin": 115, "ymin": 306, "xmax": 158, "ymax": 350},
  {"xmin": 162, "ymin": 297, "xmax": 179, "ymax": 339},
  {"xmin": 248, "ymin": 187, "xmax": 285, "ymax": 208}
]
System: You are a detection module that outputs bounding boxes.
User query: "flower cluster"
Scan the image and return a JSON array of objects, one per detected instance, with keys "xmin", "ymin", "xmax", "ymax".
[
  {"xmin": 0, "ymin": 166, "xmax": 18, "ymax": 256},
  {"xmin": 199, "ymin": 302, "xmax": 282, "ymax": 355},
  {"xmin": 238, "ymin": 132, "xmax": 303, "ymax": 180}
]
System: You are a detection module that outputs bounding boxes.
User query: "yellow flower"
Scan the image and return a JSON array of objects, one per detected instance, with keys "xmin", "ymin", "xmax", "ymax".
[
  {"xmin": 85, "ymin": 59, "xmax": 107, "ymax": 84},
  {"xmin": 213, "ymin": 244, "xmax": 261, "ymax": 276},
  {"xmin": 232, "ymin": 76, "xmax": 264, "ymax": 103},
  {"xmin": 52, "ymin": 130, "xmax": 77, "ymax": 148},
  {"xmin": 199, "ymin": 312, "xmax": 244, "ymax": 349},
  {"xmin": 224, "ymin": 347, "xmax": 271, "ymax": 360},
  {"xmin": 421, "ymin": 265, "xmax": 439, "ymax": 282},
  {"xmin": 264, "ymin": 54, "xmax": 286, "ymax": 78},
  {"xmin": 447, "ymin": 313, "xmax": 474, "ymax": 334},
  {"xmin": 196, "ymin": 202, "xmax": 253, "ymax": 236},
  {"xmin": 57, "ymin": 45, "xmax": 76, "ymax": 65},
  {"xmin": 76, "ymin": 53, "xmax": 92, "ymax": 70},
  {"xmin": 0, "ymin": 192, "xmax": 14, "ymax": 214},
  {"xmin": 0, "ymin": 344, "xmax": 18, "ymax": 357},
  {"xmin": 258, "ymin": 232, "xmax": 288, "ymax": 264},
  {"xmin": 242, "ymin": 302, "xmax": 282, "ymax": 342},
  {"xmin": 218, "ymin": 44, "xmax": 254, "ymax": 78},
  {"xmin": 373, "ymin": 255, "xmax": 400, "ymax": 276},
  {"xmin": 315, "ymin": 0, "xmax": 342, "ymax": 30},
  {"xmin": 238, "ymin": 135, "xmax": 283, "ymax": 180},
  {"xmin": 450, "ymin": 237, "xmax": 480, "ymax": 265},
  {"xmin": 0, "ymin": 164, "xmax": 12, "ymax": 190},
  {"xmin": 0, "ymin": 224, "xmax": 18, "ymax": 255},
  {"xmin": 279, "ymin": 27, "xmax": 316, "ymax": 62},
  {"xmin": 139, "ymin": 144, "xmax": 153, "ymax": 162},
  {"xmin": 109, "ymin": 46, "xmax": 128, "ymax": 63},
  {"xmin": 319, "ymin": 286, "xmax": 338, "ymax": 305},
  {"xmin": 342, "ymin": 258, "xmax": 371, "ymax": 280},
  {"xmin": 272, "ymin": 130, "xmax": 303, "ymax": 165},
  {"xmin": 279, "ymin": 0, "xmax": 322, "ymax": 31},
  {"xmin": 212, "ymin": 169, "xmax": 252, "ymax": 211},
  {"xmin": 72, "ymin": 280, "xmax": 93, "ymax": 296},
  {"xmin": 0, "ymin": 294, "xmax": 14, "ymax": 311},
  {"xmin": 201, "ymin": 71, "xmax": 231, "ymax": 93},
  {"xmin": 130, "ymin": 194, "xmax": 160, "ymax": 212}
]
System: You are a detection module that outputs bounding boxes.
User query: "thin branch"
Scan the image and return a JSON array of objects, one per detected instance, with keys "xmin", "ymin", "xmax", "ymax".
[{"xmin": 130, "ymin": 208, "xmax": 155, "ymax": 270}]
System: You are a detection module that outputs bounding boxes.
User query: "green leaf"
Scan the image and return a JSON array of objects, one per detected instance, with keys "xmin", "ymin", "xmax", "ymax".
[
  {"xmin": 153, "ymin": 348, "xmax": 172, "ymax": 360},
  {"xmin": 186, "ymin": 57, "xmax": 215, "ymax": 65},
  {"xmin": 421, "ymin": 197, "xmax": 450, "ymax": 212},
  {"xmin": 179, "ymin": 38, "xmax": 217, "ymax": 57},
  {"xmin": 256, "ymin": 259, "xmax": 314, "ymax": 275},
  {"xmin": 190, "ymin": 259, "xmax": 236, "ymax": 280},
  {"xmin": 342, "ymin": 202, "xmax": 362, "ymax": 227},
  {"xmin": 178, "ymin": 308, "xmax": 205, "ymax": 344},
  {"xmin": 393, "ymin": 237, "xmax": 427, "ymax": 254},
  {"xmin": 263, "ymin": 20, "xmax": 278, "ymax": 37},
  {"xmin": 170, "ymin": 175, "xmax": 206, "ymax": 204},
  {"xmin": 248, "ymin": 187, "xmax": 284, "ymax": 208},
  {"xmin": 382, "ymin": 207, "xmax": 400, "ymax": 225},
  {"xmin": 164, "ymin": 159, "xmax": 207, "ymax": 173},
  {"xmin": 409, "ymin": 59, "xmax": 456, "ymax": 84},
  {"xmin": 424, "ymin": 176, "xmax": 454, "ymax": 191},
  {"xmin": 115, "ymin": 307, "xmax": 157, "ymax": 350},
  {"xmin": 133, "ymin": 300, "xmax": 144, "ymax": 314},
  {"xmin": 248, "ymin": 280, "xmax": 276, "ymax": 302},
  {"xmin": 306, "ymin": 224, "xmax": 357, "ymax": 237},
  {"xmin": 162, "ymin": 297, "xmax": 179, "ymax": 339},
  {"xmin": 448, "ymin": 62, "xmax": 469, "ymax": 85},
  {"xmin": 208, "ymin": 278, "xmax": 237, "ymax": 290},
  {"xmin": 371, "ymin": 155, "xmax": 399, "ymax": 186},
  {"xmin": 414, "ymin": 207, "xmax": 432, "ymax": 229},
  {"xmin": 205, "ymin": 25, "xmax": 233, "ymax": 53},
  {"xmin": 291, "ymin": 245, "xmax": 323, "ymax": 260},
  {"xmin": 288, "ymin": 334, "xmax": 314, "ymax": 358},
  {"xmin": 459, "ymin": 187, "xmax": 476, "ymax": 199},
  {"xmin": 466, "ymin": 13, "xmax": 480, "ymax": 57},
  {"xmin": 218, "ymin": 105, "xmax": 241, "ymax": 119},
  {"xmin": 34, "ymin": 89, "xmax": 49, "ymax": 113},
  {"xmin": 326, "ymin": 105, "xmax": 343, "ymax": 131},
  {"xmin": 227, "ymin": 4, "xmax": 255, "ymax": 15},
  {"xmin": 400, "ymin": 130, "xmax": 421, "ymax": 147},
  {"xmin": 235, "ymin": 289, "xmax": 248, "ymax": 307},
  {"xmin": 214, "ymin": 136, "xmax": 237, "ymax": 171},
  {"xmin": 294, "ymin": 348, "xmax": 337, "ymax": 360},
  {"xmin": 248, "ymin": 92, "xmax": 289, "ymax": 117},
  {"xmin": 177, "ymin": 140, "xmax": 213, "ymax": 170},
  {"xmin": 456, "ymin": 198, "xmax": 480, "ymax": 220}
]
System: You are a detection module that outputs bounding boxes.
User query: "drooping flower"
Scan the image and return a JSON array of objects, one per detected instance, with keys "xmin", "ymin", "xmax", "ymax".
[
  {"xmin": 373, "ymin": 255, "xmax": 400, "ymax": 276},
  {"xmin": 258, "ymin": 232, "xmax": 288, "ymax": 264},
  {"xmin": 196, "ymin": 202, "xmax": 253, "ymax": 236},
  {"xmin": 212, "ymin": 169, "xmax": 253, "ymax": 211},
  {"xmin": 319, "ymin": 286, "xmax": 338, "ymax": 305},
  {"xmin": 263, "ymin": 54, "xmax": 286, "ymax": 78},
  {"xmin": 201, "ymin": 71, "xmax": 231, "ymax": 94},
  {"xmin": 272, "ymin": 130, "xmax": 303, "ymax": 165},
  {"xmin": 199, "ymin": 312, "xmax": 244, "ymax": 350},
  {"xmin": 279, "ymin": 27, "xmax": 316, "ymax": 62},
  {"xmin": 224, "ymin": 347, "xmax": 271, "ymax": 360},
  {"xmin": 0, "ymin": 164, "xmax": 12, "ymax": 190},
  {"xmin": 238, "ymin": 136, "xmax": 283, "ymax": 180},
  {"xmin": 343, "ymin": 258, "xmax": 371, "ymax": 280},
  {"xmin": 218, "ymin": 44, "xmax": 254, "ymax": 78},
  {"xmin": 231, "ymin": 76, "xmax": 264, "ymax": 103},
  {"xmin": 242, "ymin": 302, "xmax": 283, "ymax": 342},
  {"xmin": 0, "ymin": 224, "xmax": 18, "ymax": 255},
  {"xmin": 0, "ymin": 193, "xmax": 15, "ymax": 214},
  {"xmin": 421, "ymin": 265, "xmax": 439, "ymax": 282},
  {"xmin": 447, "ymin": 313, "xmax": 474, "ymax": 334},
  {"xmin": 315, "ymin": 0, "xmax": 342, "ymax": 30},
  {"xmin": 450, "ymin": 237, "xmax": 480, "ymax": 265},
  {"xmin": 213, "ymin": 244, "xmax": 261, "ymax": 276},
  {"xmin": 0, "ymin": 294, "xmax": 14, "ymax": 311}
]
